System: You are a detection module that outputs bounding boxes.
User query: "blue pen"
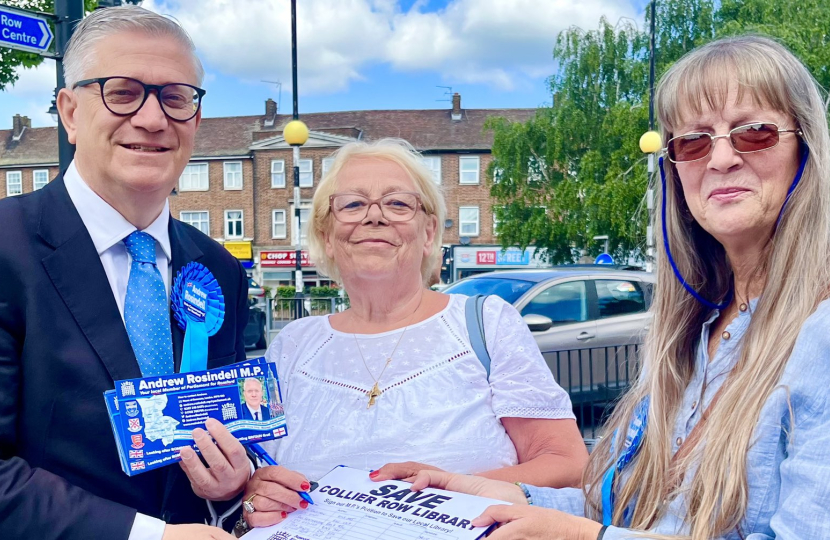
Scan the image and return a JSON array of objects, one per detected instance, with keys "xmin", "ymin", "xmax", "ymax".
[{"xmin": 248, "ymin": 443, "xmax": 314, "ymax": 505}]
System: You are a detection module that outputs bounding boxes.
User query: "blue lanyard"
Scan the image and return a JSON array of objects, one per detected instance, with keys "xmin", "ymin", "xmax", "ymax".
[{"xmin": 601, "ymin": 395, "xmax": 649, "ymax": 526}]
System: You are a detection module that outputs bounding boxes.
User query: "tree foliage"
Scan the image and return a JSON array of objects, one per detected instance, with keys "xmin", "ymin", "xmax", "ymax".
[
  {"xmin": 717, "ymin": 0, "xmax": 830, "ymax": 107},
  {"xmin": 488, "ymin": 0, "xmax": 830, "ymax": 262},
  {"xmin": 0, "ymin": 0, "xmax": 97, "ymax": 91}
]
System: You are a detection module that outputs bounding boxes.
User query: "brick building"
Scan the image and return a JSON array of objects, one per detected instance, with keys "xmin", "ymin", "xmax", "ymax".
[{"xmin": 0, "ymin": 95, "xmax": 535, "ymax": 287}]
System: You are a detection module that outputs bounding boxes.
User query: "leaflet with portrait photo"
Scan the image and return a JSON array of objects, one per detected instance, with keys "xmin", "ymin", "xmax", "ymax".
[{"xmin": 105, "ymin": 357, "xmax": 286, "ymax": 476}]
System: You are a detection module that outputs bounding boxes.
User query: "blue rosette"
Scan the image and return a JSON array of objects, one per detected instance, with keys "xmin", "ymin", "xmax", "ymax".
[{"xmin": 171, "ymin": 262, "xmax": 225, "ymax": 373}]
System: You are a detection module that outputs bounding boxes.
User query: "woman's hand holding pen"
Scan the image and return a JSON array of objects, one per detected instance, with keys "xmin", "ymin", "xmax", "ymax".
[{"xmin": 243, "ymin": 466, "xmax": 314, "ymax": 528}]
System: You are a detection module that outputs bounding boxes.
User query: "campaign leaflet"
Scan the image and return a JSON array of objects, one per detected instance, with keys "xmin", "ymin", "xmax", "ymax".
[{"xmin": 105, "ymin": 357, "xmax": 287, "ymax": 476}]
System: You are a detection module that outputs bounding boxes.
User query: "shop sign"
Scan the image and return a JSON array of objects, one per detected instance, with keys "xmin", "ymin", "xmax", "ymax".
[
  {"xmin": 223, "ymin": 241, "xmax": 252, "ymax": 260},
  {"xmin": 260, "ymin": 250, "xmax": 312, "ymax": 267}
]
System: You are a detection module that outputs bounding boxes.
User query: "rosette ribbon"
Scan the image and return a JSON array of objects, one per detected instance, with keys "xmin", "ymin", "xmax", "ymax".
[{"xmin": 171, "ymin": 262, "xmax": 225, "ymax": 373}]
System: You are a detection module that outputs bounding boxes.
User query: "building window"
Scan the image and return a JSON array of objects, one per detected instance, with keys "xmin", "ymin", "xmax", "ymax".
[
  {"xmin": 322, "ymin": 157, "xmax": 335, "ymax": 178},
  {"xmin": 33, "ymin": 169, "xmax": 49, "ymax": 191},
  {"xmin": 6, "ymin": 171, "xmax": 22, "ymax": 196},
  {"xmin": 272, "ymin": 209, "xmax": 287, "ymax": 239},
  {"xmin": 291, "ymin": 205, "xmax": 311, "ymax": 245},
  {"xmin": 224, "ymin": 162, "xmax": 243, "ymax": 190},
  {"xmin": 224, "ymin": 210, "xmax": 244, "ymax": 238},
  {"xmin": 298, "ymin": 159, "xmax": 313, "ymax": 187},
  {"xmin": 271, "ymin": 160, "xmax": 285, "ymax": 188},
  {"xmin": 459, "ymin": 156, "xmax": 480, "ymax": 184},
  {"xmin": 422, "ymin": 157, "xmax": 442, "ymax": 184},
  {"xmin": 179, "ymin": 163, "xmax": 208, "ymax": 191},
  {"xmin": 459, "ymin": 206, "xmax": 480, "ymax": 236},
  {"xmin": 180, "ymin": 211, "xmax": 210, "ymax": 235}
]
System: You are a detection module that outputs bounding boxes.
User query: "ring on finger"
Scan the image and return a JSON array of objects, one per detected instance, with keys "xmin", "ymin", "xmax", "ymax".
[{"xmin": 243, "ymin": 493, "xmax": 257, "ymax": 514}]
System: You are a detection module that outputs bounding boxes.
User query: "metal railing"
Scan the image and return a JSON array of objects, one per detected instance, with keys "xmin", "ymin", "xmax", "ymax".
[
  {"xmin": 265, "ymin": 296, "xmax": 350, "ymax": 341},
  {"xmin": 541, "ymin": 344, "xmax": 642, "ymax": 439}
]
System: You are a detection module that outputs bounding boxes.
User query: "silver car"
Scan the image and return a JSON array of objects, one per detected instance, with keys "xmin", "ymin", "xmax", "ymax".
[{"xmin": 444, "ymin": 268, "xmax": 654, "ymax": 417}]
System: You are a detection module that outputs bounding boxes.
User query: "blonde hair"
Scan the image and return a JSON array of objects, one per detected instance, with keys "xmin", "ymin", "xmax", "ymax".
[
  {"xmin": 307, "ymin": 138, "xmax": 446, "ymax": 284},
  {"xmin": 582, "ymin": 35, "xmax": 830, "ymax": 539}
]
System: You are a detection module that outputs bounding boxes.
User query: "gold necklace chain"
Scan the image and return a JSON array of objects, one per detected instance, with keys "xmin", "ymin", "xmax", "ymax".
[{"xmin": 353, "ymin": 292, "xmax": 424, "ymax": 409}]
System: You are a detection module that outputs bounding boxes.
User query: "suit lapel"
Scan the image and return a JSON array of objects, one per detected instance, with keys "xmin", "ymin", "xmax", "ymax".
[
  {"xmin": 162, "ymin": 220, "xmax": 206, "ymax": 515},
  {"xmin": 38, "ymin": 176, "xmax": 142, "ymax": 382},
  {"xmin": 168, "ymin": 219, "xmax": 204, "ymax": 373}
]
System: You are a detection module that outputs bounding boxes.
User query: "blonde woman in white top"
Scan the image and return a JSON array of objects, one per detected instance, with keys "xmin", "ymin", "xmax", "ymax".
[{"xmin": 240, "ymin": 138, "xmax": 588, "ymax": 529}]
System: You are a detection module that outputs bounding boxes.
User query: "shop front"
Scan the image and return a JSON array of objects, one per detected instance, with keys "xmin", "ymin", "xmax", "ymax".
[
  {"xmin": 449, "ymin": 245, "xmax": 551, "ymax": 282},
  {"xmin": 258, "ymin": 250, "xmax": 334, "ymax": 289},
  {"xmin": 223, "ymin": 241, "xmax": 255, "ymax": 274}
]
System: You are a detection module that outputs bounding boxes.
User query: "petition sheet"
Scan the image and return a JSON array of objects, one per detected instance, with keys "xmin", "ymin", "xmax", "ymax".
[{"xmin": 242, "ymin": 466, "xmax": 509, "ymax": 540}]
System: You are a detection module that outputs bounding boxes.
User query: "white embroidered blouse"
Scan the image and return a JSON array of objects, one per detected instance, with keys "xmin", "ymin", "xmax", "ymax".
[{"xmin": 263, "ymin": 294, "xmax": 574, "ymax": 481}]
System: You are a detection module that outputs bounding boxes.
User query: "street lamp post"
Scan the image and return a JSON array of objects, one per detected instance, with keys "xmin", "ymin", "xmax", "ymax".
[
  {"xmin": 640, "ymin": 0, "xmax": 659, "ymax": 273},
  {"xmin": 285, "ymin": 0, "xmax": 309, "ymax": 318}
]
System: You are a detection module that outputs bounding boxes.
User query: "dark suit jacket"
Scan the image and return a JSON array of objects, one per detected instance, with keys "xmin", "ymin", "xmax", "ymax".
[
  {"xmin": 240, "ymin": 404, "xmax": 270, "ymax": 421},
  {"xmin": 0, "ymin": 176, "xmax": 249, "ymax": 540}
]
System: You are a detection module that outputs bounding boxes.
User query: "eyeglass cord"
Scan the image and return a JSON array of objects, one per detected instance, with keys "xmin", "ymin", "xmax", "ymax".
[{"xmin": 658, "ymin": 143, "xmax": 809, "ymax": 311}]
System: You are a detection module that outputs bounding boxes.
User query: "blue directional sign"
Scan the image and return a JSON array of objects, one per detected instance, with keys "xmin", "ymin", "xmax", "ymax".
[{"xmin": 0, "ymin": 6, "xmax": 54, "ymax": 55}]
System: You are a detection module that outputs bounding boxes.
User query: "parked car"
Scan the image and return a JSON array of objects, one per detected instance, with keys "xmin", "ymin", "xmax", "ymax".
[
  {"xmin": 443, "ymin": 268, "xmax": 655, "ymax": 419},
  {"xmin": 248, "ymin": 277, "xmax": 265, "ymax": 300},
  {"xmin": 244, "ymin": 297, "xmax": 268, "ymax": 350}
]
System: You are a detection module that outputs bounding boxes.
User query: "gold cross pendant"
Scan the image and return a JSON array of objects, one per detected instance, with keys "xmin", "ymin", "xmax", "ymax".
[{"xmin": 367, "ymin": 382, "xmax": 381, "ymax": 408}]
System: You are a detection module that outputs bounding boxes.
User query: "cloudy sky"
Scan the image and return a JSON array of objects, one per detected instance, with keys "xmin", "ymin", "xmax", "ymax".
[{"xmin": 1, "ymin": 0, "xmax": 649, "ymax": 129}]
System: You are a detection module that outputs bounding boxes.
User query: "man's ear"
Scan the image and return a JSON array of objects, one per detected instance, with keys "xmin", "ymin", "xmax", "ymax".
[{"xmin": 56, "ymin": 88, "xmax": 79, "ymax": 144}]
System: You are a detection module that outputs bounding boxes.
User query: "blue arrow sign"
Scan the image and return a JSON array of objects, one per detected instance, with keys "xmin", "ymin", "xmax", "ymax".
[{"xmin": 0, "ymin": 6, "xmax": 54, "ymax": 54}]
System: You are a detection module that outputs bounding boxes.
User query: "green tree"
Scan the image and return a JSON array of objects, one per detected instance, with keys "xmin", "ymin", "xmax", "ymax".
[
  {"xmin": 717, "ymin": 0, "xmax": 830, "ymax": 107},
  {"xmin": 0, "ymin": 0, "xmax": 97, "ymax": 91},
  {"xmin": 488, "ymin": 0, "xmax": 719, "ymax": 263}
]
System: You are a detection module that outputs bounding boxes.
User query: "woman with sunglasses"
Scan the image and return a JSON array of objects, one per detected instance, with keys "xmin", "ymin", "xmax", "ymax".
[
  {"xmin": 235, "ymin": 139, "xmax": 588, "ymax": 532},
  {"xmin": 397, "ymin": 35, "xmax": 830, "ymax": 540}
]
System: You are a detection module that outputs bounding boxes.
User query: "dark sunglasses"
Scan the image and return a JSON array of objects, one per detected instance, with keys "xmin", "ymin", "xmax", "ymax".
[
  {"xmin": 73, "ymin": 76, "xmax": 206, "ymax": 122},
  {"xmin": 665, "ymin": 122, "xmax": 802, "ymax": 163}
]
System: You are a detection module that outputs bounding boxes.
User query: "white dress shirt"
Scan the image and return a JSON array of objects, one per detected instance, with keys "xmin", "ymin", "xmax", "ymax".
[
  {"xmin": 246, "ymin": 404, "xmax": 264, "ymax": 420},
  {"xmin": 64, "ymin": 161, "xmax": 172, "ymax": 317},
  {"xmin": 64, "ymin": 161, "xmax": 168, "ymax": 540}
]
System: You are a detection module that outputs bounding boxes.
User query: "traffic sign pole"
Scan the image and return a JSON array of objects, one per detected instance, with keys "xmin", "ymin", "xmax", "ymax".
[{"xmin": 54, "ymin": 0, "xmax": 84, "ymax": 173}]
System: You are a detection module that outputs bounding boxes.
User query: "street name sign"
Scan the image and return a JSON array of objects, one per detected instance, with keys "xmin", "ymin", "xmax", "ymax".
[{"xmin": 0, "ymin": 5, "xmax": 54, "ymax": 54}]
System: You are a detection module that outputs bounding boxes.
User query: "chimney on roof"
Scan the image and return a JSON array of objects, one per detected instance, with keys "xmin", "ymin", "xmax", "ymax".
[
  {"xmin": 12, "ymin": 114, "xmax": 31, "ymax": 141},
  {"xmin": 265, "ymin": 98, "xmax": 277, "ymax": 117},
  {"xmin": 451, "ymin": 93, "xmax": 462, "ymax": 121},
  {"xmin": 263, "ymin": 98, "xmax": 278, "ymax": 128}
]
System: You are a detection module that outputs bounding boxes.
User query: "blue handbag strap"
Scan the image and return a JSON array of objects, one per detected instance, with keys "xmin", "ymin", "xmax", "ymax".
[{"xmin": 464, "ymin": 294, "xmax": 491, "ymax": 379}]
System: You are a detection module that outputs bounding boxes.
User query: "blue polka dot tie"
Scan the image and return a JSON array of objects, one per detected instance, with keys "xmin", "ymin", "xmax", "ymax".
[{"xmin": 123, "ymin": 231, "xmax": 174, "ymax": 377}]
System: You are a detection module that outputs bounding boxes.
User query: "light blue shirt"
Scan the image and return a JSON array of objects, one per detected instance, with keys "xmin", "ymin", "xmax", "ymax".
[{"xmin": 525, "ymin": 299, "xmax": 830, "ymax": 539}]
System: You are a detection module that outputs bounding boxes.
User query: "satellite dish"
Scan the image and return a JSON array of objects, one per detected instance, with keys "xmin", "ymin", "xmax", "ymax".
[
  {"xmin": 444, "ymin": 219, "xmax": 453, "ymax": 229},
  {"xmin": 459, "ymin": 236, "xmax": 471, "ymax": 245}
]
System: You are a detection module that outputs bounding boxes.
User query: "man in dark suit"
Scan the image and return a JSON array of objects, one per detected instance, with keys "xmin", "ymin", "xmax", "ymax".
[
  {"xmin": 0, "ymin": 6, "xmax": 251, "ymax": 540},
  {"xmin": 240, "ymin": 378, "xmax": 271, "ymax": 421}
]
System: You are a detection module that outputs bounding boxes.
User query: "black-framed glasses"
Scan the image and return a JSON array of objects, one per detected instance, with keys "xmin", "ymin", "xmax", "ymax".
[
  {"xmin": 665, "ymin": 122, "xmax": 802, "ymax": 163},
  {"xmin": 329, "ymin": 191, "xmax": 426, "ymax": 223},
  {"xmin": 73, "ymin": 76, "xmax": 206, "ymax": 122}
]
